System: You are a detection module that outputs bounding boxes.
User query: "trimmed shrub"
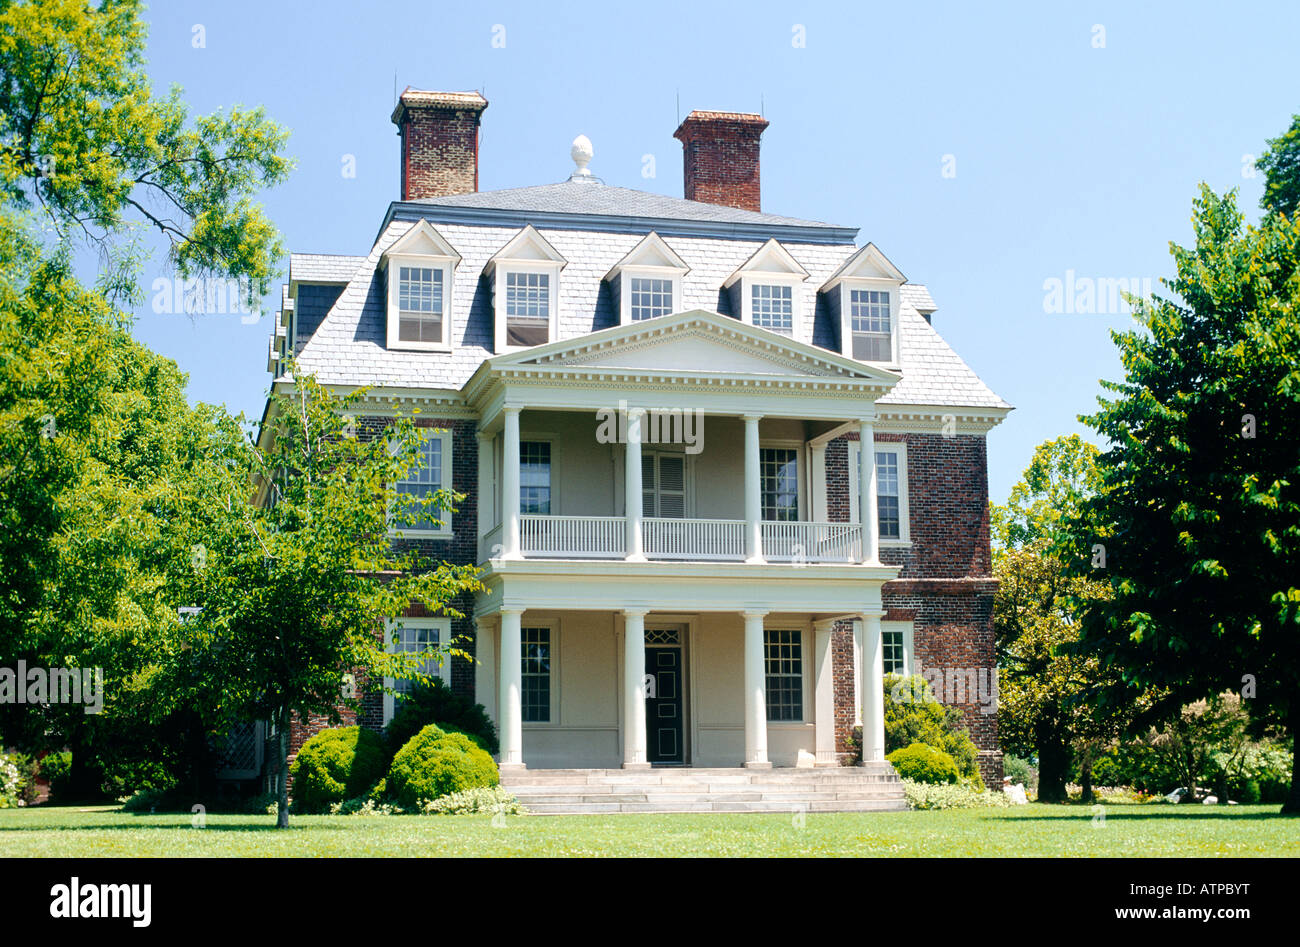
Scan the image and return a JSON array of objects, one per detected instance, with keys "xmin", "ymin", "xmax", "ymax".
[
  {"xmin": 290, "ymin": 726, "xmax": 389, "ymax": 814},
  {"xmin": 385, "ymin": 678, "xmax": 498, "ymax": 754},
  {"xmin": 883, "ymin": 674, "xmax": 982, "ymax": 783},
  {"xmin": 887, "ymin": 742, "xmax": 960, "ymax": 785},
  {"xmin": 387, "ymin": 724, "xmax": 498, "ymax": 808}
]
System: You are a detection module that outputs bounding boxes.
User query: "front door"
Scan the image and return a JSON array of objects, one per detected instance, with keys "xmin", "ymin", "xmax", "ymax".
[{"xmin": 645, "ymin": 626, "xmax": 686, "ymax": 763}]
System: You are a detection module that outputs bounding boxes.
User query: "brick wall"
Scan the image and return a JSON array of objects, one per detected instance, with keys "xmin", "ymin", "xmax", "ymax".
[
  {"xmin": 673, "ymin": 111, "xmax": 769, "ymax": 212},
  {"xmin": 828, "ymin": 431, "xmax": 1002, "ymax": 785},
  {"xmin": 397, "ymin": 106, "xmax": 484, "ymax": 200}
]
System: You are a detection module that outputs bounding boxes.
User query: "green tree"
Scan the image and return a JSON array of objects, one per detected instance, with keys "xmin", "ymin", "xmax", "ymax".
[
  {"xmin": 0, "ymin": 0, "xmax": 291, "ymax": 295},
  {"xmin": 185, "ymin": 373, "xmax": 482, "ymax": 827},
  {"xmin": 1257, "ymin": 114, "xmax": 1300, "ymax": 220},
  {"xmin": 1067, "ymin": 173, "xmax": 1300, "ymax": 812}
]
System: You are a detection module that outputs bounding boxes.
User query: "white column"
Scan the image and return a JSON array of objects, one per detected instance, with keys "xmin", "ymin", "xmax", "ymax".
[
  {"xmin": 624, "ymin": 407, "xmax": 645, "ymax": 561},
  {"xmin": 813, "ymin": 619, "xmax": 837, "ymax": 766},
  {"xmin": 476, "ymin": 432, "xmax": 494, "ymax": 559},
  {"xmin": 622, "ymin": 609, "xmax": 650, "ymax": 769},
  {"xmin": 498, "ymin": 607, "xmax": 524, "ymax": 770},
  {"xmin": 502, "ymin": 407, "xmax": 521, "ymax": 559},
  {"xmin": 861, "ymin": 612, "xmax": 886, "ymax": 764},
  {"xmin": 742, "ymin": 609, "xmax": 771, "ymax": 768},
  {"xmin": 743, "ymin": 414, "xmax": 764, "ymax": 563},
  {"xmin": 810, "ymin": 442, "xmax": 828, "ymax": 522},
  {"xmin": 859, "ymin": 418, "xmax": 879, "ymax": 564},
  {"xmin": 852, "ymin": 619, "xmax": 864, "ymax": 727},
  {"xmin": 474, "ymin": 617, "xmax": 497, "ymax": 723}
]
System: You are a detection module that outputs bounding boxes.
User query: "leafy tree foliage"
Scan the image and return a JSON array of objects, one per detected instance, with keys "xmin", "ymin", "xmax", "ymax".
[{"xmin": 1257, "ymin": 114, "xmax": 1300, "ymax": 220}]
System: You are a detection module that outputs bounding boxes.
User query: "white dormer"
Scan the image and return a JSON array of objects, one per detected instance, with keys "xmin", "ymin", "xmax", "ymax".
[
  {"xmin": 820, "ymin": 243, "xmax": 906, "ymax": 367},
  {"xmin": 381, "ymin": 220, "xmax": 462, "ymax": 352},
  {"xmin": 485, "ymin": 224, "xmax": 568, "ymax": 352},
  {"xmin": 722, "ymin": 238, "xmax": 809, "ymax": 339},
  {"xmin": 603, "ymin": 232, "xmax": 690, "ymax": 325}
]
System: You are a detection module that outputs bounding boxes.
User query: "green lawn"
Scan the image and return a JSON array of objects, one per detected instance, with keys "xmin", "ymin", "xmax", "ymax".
[{"xmin": 1, "ymin": 803, "xmax": 1296, "ymax": 857}]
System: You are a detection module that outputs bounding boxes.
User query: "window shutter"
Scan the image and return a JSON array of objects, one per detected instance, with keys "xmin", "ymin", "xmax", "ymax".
[
  {"xmin": 641, "ymin": 452, "xmax": 656, "ymax": 517},
  {"xmin": 657, "ymin": 455, "xmax": 686, "ymax": 519}
]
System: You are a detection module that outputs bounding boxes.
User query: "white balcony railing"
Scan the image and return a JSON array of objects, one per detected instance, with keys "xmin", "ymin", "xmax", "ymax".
[
  {"xmin": 761, "ymin": 521, "xmax": 862, "ymax": 563},
  {"xmin": 520, "ymin": 514, "xmax": 626, "ymax": 558},
  {"xmin": 644, "ymin": 517, "xmax": 747, "ymax": 560}
]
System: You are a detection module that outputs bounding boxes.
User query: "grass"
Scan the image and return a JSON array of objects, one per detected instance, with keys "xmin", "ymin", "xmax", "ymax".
[{"xmin": 1, "ymin": 803, "xmax": 1297, "ymax": 857}]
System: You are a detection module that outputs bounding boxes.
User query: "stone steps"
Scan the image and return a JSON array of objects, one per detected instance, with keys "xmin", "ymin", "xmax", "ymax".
[{"xmin": 500, "ymin": 765, "xmax": 908, "ymax": 815}]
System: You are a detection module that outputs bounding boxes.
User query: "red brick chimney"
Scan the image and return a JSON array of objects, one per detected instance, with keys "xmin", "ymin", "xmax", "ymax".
[
  {"xmin": 673, "ymin": 110, "xmax": 769, "ymax": 213},
  {"xmin": 390, "ymin": 89, "xmax": 488, "ymax": 200}
]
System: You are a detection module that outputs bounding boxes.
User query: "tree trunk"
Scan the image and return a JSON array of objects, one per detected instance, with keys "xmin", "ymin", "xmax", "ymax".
[
  {"xmin": 1283, "ymin": 708, "xmax": 1300, "ymax": 815},
  {"xmin": 276, "ymin": 705, "xmax": 290, "ymax": 829},
  {"xmin": 1037, "ymin": 737, "xmax": 1071, "ymax": 803}
]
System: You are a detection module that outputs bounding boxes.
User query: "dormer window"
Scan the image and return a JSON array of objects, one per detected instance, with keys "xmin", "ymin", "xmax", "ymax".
[
  {"xmin": 849, "ymin": 288, "xmax": 891, "ymax": 361},
  {"xmin": 381, "ymin": 219, "xmax": 460, "ymax": 352},
  {"xmin": 487, "ymin": 225, "xmax": 567, "ymax": 352},
  {"xmin": 820, "ymin": 242, "xmax": 906, "ymax": 366},
  {"xmin": 723, "ymin": 239, "xmax": 808, "ymax": 339},
  {"xmin": 605, "ymin": 231, "xmax": 689, "ymax": 325}
]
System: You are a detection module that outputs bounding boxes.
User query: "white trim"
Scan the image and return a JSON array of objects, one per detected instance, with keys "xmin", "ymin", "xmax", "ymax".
[
  {"xmin": 382, "ymin": 616, "xmax": 453, "ymax": 726},
  {"xmin": 619, "ymin": 271, "xmax": 685, "ymax": 326},
  {"xmin": 520, "ymin": 617, "xmax": 561, "ymax": 727},
  {"xmin": 850, "ymin": 440, "xmax": 911, "ymax": 545},
  {"xmin": 486, "ymin": 225, "xmax": 568, "ymax": 354},
  {"xmin": 381, "ymin": 221, "xmax": 461, "ymax": 352},
  {"xmin": 881, "ymin": 619, "xmax": 915, "ymax": 677},
  {"xmin": 838, "ymin": 280, "xmax": 902, "ymax": 369},
  {"xmin": 388, "ymin": 428, "xmax": 455, "ymax": 539}
]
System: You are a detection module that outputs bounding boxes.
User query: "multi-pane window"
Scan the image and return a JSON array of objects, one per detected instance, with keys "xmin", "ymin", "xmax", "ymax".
[
  {"xmin": 751, "ymin": 284, "xmax": 793, "ymax": 335},
  {"xmin": 764, "ymin": 629, "xmax": 803, "ymax": 721},
  {"xmin": 505, "ymin": 271, "xmax": 550, "ymax": 345},
  {"xmin": 391, "ymin": 623, "xmax": 442, "ymax": 698},
  {"xmin": 520, "ymin": 442, "xmax": 551, "ymax": 515},
  {"xmin": 521, "ymin": 627, "xmax": 551, "ymax": 722},
  {"xmin": 761, "ymin": 448, "xmax": 799, "ymax": 521},
  {"xmin": 629, "ymin": 277, "xmax": 672, "ymax": 321},
  {"xmin": 393, "ymin": 436, "xmax": 444, "ymax": 532},
  {"xmin": 876, "ymin": 450, "xmax": 901, "ymax": 540},
  {"xmin": 850, "ymin": 289, "xmax": 892, "ymax": 361},
  {"xmin": 882, "ymin": 628, "xmax": 905, "ymax": 675},
  {"xmin": 397, "ymin": 266, "xmax": 444, "ymax": 343}
]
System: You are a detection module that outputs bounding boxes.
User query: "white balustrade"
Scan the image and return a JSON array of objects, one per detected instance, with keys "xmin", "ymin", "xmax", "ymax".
[
  {"xmin": 643, "ymin": 518, "xmax": 747, "ymax": 560},
  {"xmin": 761, "ymin": 521, "xmax": 862, "ymax": 563},
  {"xmin": 520, "ymin": 515, "xmax": 626, "ymax": 558}
]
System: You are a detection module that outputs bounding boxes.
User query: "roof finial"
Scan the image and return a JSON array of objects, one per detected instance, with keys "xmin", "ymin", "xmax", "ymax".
[{"xmin": 569, "ymin": 134, "xmax": 598, "ymax": 183}]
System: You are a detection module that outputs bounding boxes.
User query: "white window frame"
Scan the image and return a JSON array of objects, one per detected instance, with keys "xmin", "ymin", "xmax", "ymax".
[
  {"xmin": 881, "ymin": 620, "xmax": 915, "ymax": 677},
  {"xmin": 763, "ymin": 626, "xmax": 809, "ymax": 724},
  {"xmin": 520, "ymin": 619, "xmax": 560, "ymax": 726},
  {"xmin": 383, "ymin": 616, "xmax": 453, "ymax": 725},
  {"xmin": 619, "ymin": 268, "xmax": 683, "ymax": 324},
  {"xmin": 759, "ymin": 441, "xmax": 805, "ymax": 521},
  {"xmin": 493, "ymin": 261, "xmax": 562, "ymax": 352},
  {"xmin": 384, "ymin": 252, "xmax": 456, "ymax": 352},
  {"xmin": 519, "ymin": 437, "xmax": 558, "ymax": 515},
  {"xmin": 739, "ymin": 274, "xmax": 803, "ymax": 338},
  {"xmin": 849, "ymin": 440, "xmax": 910, "ymax": 545},
  {"xmin": 388, "ymin": 428, "xmax": 455, "ymax": 539},
  {"xmin": 838, "ymin": 279, "xmax": 901, "ymax": 367}
]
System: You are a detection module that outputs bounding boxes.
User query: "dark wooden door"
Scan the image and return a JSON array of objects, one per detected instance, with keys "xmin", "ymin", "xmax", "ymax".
[{"xmin": 645, "ymin": 646, "xmax": 684, "ymax": 763}]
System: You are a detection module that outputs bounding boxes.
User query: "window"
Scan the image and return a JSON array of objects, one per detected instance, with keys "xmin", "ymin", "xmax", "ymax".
[
  {"xmin": 876, "ymin": 450, "xmax": 901, "ymax": 540},
  {"xmin": 397, "ymin": 266, "xmax": 444, "ymax": 343},
  {"xmin": 849, "ymin": 441, "xmax": 910, "ymax": 544},
  {"xmin": 765, "ymin": 629, "xmax": 803, "ymax": 721},
  {"xmin": 521, "ymin": 627, "xmax": 551, "ymax": 722},
  {"xmin": 383, "ymin": 618, "xmax": 451, "ymax": 724},
  {"xmin": 882, "ymin": 628, "xmax": 905, "ymax": 675},
  {"xmin": 760, "ymin": 447, "xmax": 799, "ymax": 521},
  {"xmin": 390, "ymin": 430, "xmax": 453, "ymax": 536},
  {"xmin": 641, "ymin": 451, "xmax": 686, "ymax": 518},
  {"xmin": 630, "ymin": 277, "xmax": 673, "ymax": 321},
  {"xmin": 520, "ymin": 441, "xmax": 551, "ymax": 514},
  {"xmin": 751, "ymin": 284, "xmax": 793, "ymax": 335},
  {"xmin": 850, "ymin": 289, "xmax": 891, "ymax": 361},
  {"xmin": 505, "ymin": 272, "xmax": 551, "ymax": 346},
  {"xmin": 382, "ymin": 219, "xmax": 460, "ymax": 351}
]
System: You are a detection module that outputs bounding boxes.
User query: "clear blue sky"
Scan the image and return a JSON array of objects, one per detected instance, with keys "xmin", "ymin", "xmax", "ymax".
[{"xmin": 121, "ymin": 0, "xmax": 1296, "ymax": 503}]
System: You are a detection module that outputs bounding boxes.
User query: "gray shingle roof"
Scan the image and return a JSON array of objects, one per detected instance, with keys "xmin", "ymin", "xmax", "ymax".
[
  {"xmin": 410, "ymin": 181, "xmax": 844, "ymax": 230},
  {"xmin": 293, "ymin": 218, "xmax": 1009, "ymax": 411},
  {"xmin": 289, "ymin": 253, "xmax": 367, "ymax": 284}
]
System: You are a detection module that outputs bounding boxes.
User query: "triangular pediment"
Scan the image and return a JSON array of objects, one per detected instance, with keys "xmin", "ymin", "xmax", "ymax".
[
  {"xmin": 491, "ymin": 309, "xmax": 898, "ymax": 384},
  {"xmin": 722, "ymin": 238, "xmax": 809, "ymax": 288},
  {"xmin": 484, "ymin": 224, "xmax": 567, "ymax": 274},
  {"xmin": 820, "ymin": 242, "xmax": 905, "ymax": 291},
  {"xmin": 603, "ymin": 231, "xmax": 689, "ymax": 281},
  {"xmin": 382, "ymin": 219, "xmax": 462, "ymax": 263}
]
